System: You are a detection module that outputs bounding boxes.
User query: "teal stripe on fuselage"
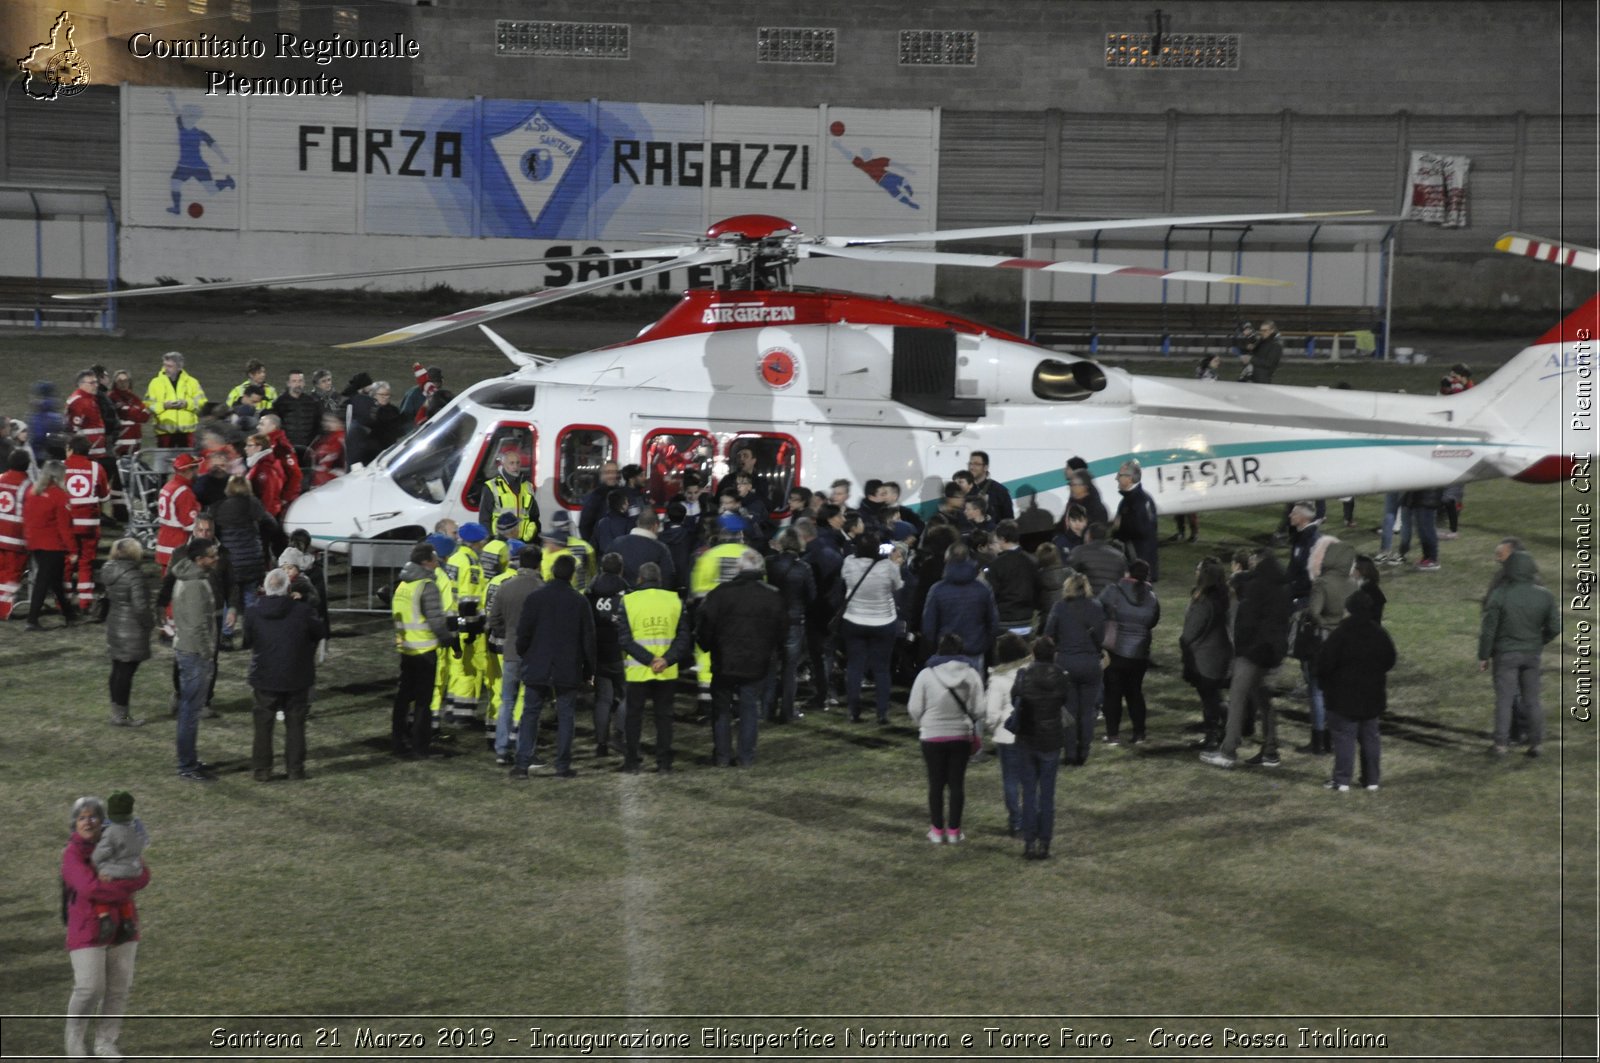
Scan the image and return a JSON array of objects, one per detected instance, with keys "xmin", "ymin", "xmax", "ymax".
[{"xmin": 913, "ymin": 435, "xmax": 1519, "ymax": 516}]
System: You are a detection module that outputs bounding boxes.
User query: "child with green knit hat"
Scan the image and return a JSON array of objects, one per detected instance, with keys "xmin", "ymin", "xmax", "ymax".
[{"xmin": 91, "ymin": 791, "xmax": 149, "ymax": 944}]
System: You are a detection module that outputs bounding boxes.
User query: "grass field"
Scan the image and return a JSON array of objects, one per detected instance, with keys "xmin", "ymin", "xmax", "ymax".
[{"xmin": 0, "ymin": 309, "xmax": 1593, "ymax": 1059}]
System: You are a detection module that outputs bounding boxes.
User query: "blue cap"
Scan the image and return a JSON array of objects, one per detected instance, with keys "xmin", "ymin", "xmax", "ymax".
[
  {"xmin": 425, "ymin": 533, "xmax": 455, "ymax": 559},
  {"xmin": 458, "ymin": 521, "xmax": 488, "ymax": 543},
  {"xmin": 495, "ymin": 511, "xmax": 520, "ymax": 530},
  {"xmin": 506, "ymin": 538, "xmax": 526, "ymax": 558},
  {"xmin": 891, "ymin": 521, "xmax": 916, "ymax": 541},
  {"xmin": 717, "ymin": 513, "xmax": 748, "ymax": 534}
]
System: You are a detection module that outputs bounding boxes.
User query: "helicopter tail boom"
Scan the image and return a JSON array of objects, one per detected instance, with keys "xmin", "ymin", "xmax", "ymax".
[{"xmin": 1453, "ymin": 293, "xmax": 1596, "ymax": 482}]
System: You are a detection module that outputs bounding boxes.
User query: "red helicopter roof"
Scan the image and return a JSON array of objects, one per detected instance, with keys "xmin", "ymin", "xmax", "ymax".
[{"xmin": 623, "ymin": 289, "xmax": 1033, "ymax": 346}]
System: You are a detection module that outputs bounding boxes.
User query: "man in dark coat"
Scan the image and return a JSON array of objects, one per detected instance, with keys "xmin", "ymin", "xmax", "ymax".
[
  {"xmin": 275, "ymin": 370, "xmax": 323, "ymax": 452},
  {"xmin": 244, "ymin": 567, "xmax": 328, "ymax": 781},
  {"xmin": 1111, "ymin": 460, "xmax": 1160, "ymax": 583},
  {"xmin": 986, "ymin": 519, "xmax": 1044, "ymax": 635},
  {"xmin": 657, "ymin": 501, "xmax": 698, "ymax": 593},
  {"xmin": 1068, "ymin": 522, "xmax": 1128, "ymax": 596},
  {"xmin": 1243, "ymin": 320, "xmax": 1284, "ymax": 383},
  {"xmin": 795, "ymin": 516, "xmax": 843, "ymax": 709},
  {"xmin": 1283, "ymin": 501, "xmax": 1323, "ymax": 603},
  {"xmin": 585, "ymin": 552, "xmax": 631, "ymax": 756},
  {"xmin": 1316, "ymin": 591, "xmax": 1396, "ymax": 789},
  {"xmin": 694, "ymin": 548, "xmax": 786, "ymax": 767},
  {"xmin": 921, "ymin": 542, "xmax": 1000, "ymax": 670},
  {"xmin": 1202, "ymin": 548, "xmax": 1293, "ymax": 768},
  {"xmin": 763, "ymin": 530, "xmax": 816, "ymax": 722},
  {"xmin": 578, "ymin": 460, "xmax": 623, "ymax": 545},
  {"xmin": 966, "ymin": 450, "xmax": 1014, "ymax": 523},
  {"xmin": 612, "ymin": 507, "xmax": 676, "ymax": 588},
  {"xmin": 512, "ymin": 554, "xmax": 596, "ymax": 778}
]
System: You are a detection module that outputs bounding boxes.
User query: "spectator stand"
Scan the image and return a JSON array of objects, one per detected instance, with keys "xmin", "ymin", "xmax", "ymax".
[
  {"xmin": 1020, "ymin": 215, "xmax": 1400, "ymax": 359},
  {"xmin": 0, "ymin": 183, "xmax": 117, "ymax": 332}
]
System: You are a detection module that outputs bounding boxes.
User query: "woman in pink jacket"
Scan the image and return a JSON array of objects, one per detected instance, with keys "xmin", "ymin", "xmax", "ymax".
[{"xmin": 62, "ymin": 795, "xmax": 150, "ymax": 1059}]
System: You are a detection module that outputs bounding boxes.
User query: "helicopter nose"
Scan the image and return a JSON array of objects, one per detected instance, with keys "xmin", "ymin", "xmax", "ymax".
[{"xmin": 284, "ymin": 475, "xmax": 372, "ymax": 546}]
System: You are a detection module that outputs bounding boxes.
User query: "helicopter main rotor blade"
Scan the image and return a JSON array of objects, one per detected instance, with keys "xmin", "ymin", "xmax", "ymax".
[
  {"xmin": 337, "ymin": 248, "xmax": 733, "ymax": 349},
  {"xmin": 822, "ymin": 210, "xmax": 1373, "ymax": 247},
  {"xmin": 1495, "ymin": 232, "xmax": 1600, "ymax": 271},
  {"xmin": 51, "ymin": 246, "xmax": 705, "ymax": 302},
  {"xmin": 806, "ymin": 244, "xmax": 1290, "ymax": 286}
]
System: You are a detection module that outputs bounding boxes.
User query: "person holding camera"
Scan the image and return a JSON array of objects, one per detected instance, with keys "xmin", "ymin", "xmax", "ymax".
[{"xmin": 838, "ymin": 529, "xmax": 905, "ymax": 725}]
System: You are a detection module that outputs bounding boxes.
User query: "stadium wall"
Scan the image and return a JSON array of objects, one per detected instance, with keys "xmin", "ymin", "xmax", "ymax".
[{"xmin": 2, "ymin": 2, "xmax": 1593, "ymax": 310}]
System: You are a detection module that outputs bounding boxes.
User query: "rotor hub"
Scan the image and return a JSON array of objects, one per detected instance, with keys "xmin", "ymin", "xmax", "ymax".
[{"xmin": 705, "ymin": 214, "xmax": 801, "ymax": 243}]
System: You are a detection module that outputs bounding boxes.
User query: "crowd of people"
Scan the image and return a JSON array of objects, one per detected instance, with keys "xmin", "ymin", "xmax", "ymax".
[
  {"xmin": 4, "ymin": 358, "xmax": 1562, "ymax": 803},
  {"xmin": 353, "ymin": 439, "xmax": 1553, "ymax": 869},
  {"xmin": 1, "ymin": 353, "xmax": 452, "ymax": 543}
]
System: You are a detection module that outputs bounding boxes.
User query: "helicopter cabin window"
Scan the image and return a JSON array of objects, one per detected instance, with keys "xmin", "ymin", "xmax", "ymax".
[
  {"xmin": 467, "ymin": 381, "xmax": 538, "ymax": 411},
  {"xmin": 386, "ymin": 408, "xmax": 479, "ymax": 503},
  {"xmin": 463, "ymin": 424, "xmax": 536, "ymax": 511},
  {"xmin": 643, "ymin": 430, "xmax": 716, "ymax": 506},
  {"xmin": 555, "ymin": 426, "xmax": 616, "ymax": 508},
  {"xmin": 718, "ymin": 434, "xmax": 800, "ymax": 515}
]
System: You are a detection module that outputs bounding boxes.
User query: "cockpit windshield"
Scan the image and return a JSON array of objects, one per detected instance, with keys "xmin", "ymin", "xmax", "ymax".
[{"xmin": 382, "ymin": 407, "xmax": 479, "ymax": 502}]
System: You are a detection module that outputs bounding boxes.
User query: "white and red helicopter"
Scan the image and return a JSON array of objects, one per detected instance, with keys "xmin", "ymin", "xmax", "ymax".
[{"xmin": 61, "ymin": 211, "xmax": 1587, "ymax": 547}]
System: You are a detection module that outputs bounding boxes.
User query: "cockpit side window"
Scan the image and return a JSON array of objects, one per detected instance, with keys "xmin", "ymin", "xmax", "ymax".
[
  {"xmin": 468, "ymin": 381, "xmax": 538, "ymax": 411},
  {"xmin": 556, "ymin": 426, "xmax": 616, "ymax": 508},
  {"xmin": 385, "ymin": 408, "xmax": 479, "ymax": 503},
  {"xmin": 464, "ymin": 424, "xmax": 536, "ymax": 511}
]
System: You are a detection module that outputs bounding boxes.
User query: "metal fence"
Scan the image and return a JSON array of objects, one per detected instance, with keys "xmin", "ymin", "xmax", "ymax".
[{"xmin": 319, "ymin": 537, "xmax": 415, "ymax": 615}]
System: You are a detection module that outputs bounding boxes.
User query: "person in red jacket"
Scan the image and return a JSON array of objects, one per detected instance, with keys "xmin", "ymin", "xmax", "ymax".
[
  {"xmin": 310, "ymin": 411, "xmax": 345, "ymax": 487},
  {"xmin": 0, "ymin": 449, "xmax": 30, "ymax": 620},
  {"xmin": 107, "ymin": 371, "xmax": 150, "ymax": 460},
  {"xmin": 65, "ymin": 369, "xmax": 108, "ymax": 462},
  {"xmin": 24, "ymin": 461, "xmax": 78, "ymax": 629},
  {"xmin": 62, "ymin": 795, "xmax": 150, "ymax": 1060},
  {"xmin": 155, "ymin": 454, "xmax": 201, "ymax": 575},
  {"xmin": 65, "ymin": 435, "xmax": 111, "ymax": 608},
  {"xmin": 255, "ymin": 413, "xmax": 303, "ymax": 508},
  {"xmin": 243, "ymin": 433, "xmax": 286, "ymax": 520}
]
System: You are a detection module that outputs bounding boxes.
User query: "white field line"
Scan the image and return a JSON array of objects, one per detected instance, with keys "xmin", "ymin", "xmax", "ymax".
[{"xmin": 619, "ymin": 774, "xmax": 663, "ymax": 1025}]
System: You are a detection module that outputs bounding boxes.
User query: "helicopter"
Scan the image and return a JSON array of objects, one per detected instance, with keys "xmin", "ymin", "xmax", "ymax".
[{"xmin": 58, "ymin": 210, "xmax": 1580, "ymax": 548}]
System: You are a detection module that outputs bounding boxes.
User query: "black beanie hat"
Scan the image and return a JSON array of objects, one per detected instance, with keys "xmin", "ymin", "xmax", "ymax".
[{"xmin": 106, "ymin": 790, "xmax": 134, "ymax": 823}]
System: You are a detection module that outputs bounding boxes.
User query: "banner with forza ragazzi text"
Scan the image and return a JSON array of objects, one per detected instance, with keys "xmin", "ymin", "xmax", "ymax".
[{"xmin": 120, "ymin": 88, "xmax": 939, "ymax": 293}]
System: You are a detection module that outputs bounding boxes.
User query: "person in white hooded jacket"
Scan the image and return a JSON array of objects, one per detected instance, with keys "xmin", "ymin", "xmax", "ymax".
[
  {"xmin": 907, "ymin": 633, "xmax": 986, "ymax": 845},
  {"xmin": 982, "ymin": 634, "xmax": 1031, "ymax": 838}
]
